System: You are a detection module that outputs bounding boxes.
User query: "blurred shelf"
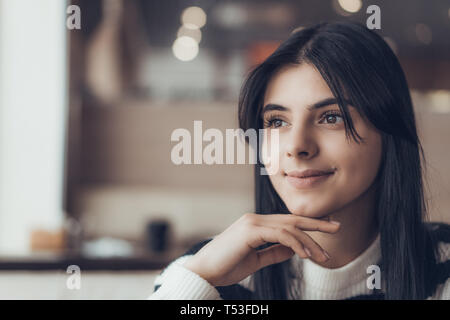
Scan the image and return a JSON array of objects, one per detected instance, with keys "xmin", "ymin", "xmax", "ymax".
[{"xmin": 0, "ymin": 246, "xmax": 188, "ymax": 271}]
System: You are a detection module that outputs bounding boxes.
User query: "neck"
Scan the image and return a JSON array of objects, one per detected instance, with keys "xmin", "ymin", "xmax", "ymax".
[{"xmin": 304, "ymin": 183, "xmax": 379, "ymax": 269}]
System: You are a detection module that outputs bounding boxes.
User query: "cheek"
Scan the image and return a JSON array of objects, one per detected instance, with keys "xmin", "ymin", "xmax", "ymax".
[{"xmin": 328, "ymin": 132, "xmax": 382, "ymax": 202}]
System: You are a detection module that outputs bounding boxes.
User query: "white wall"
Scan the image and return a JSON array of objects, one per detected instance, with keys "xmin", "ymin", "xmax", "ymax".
[{"xmin": 0, "ymin": 0, "xmax": 68, "ymax": 254}]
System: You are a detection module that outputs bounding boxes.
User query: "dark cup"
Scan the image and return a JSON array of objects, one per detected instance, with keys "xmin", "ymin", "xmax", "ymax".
[{"xmin": 146, "ymin": 219, "xmax": 170, "ymax": 253}]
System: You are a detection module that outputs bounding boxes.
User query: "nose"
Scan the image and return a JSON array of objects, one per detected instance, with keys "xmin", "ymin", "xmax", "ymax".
[{"xmin": 284, "ymin": 125, "xmax": 318, "ymax": 160}]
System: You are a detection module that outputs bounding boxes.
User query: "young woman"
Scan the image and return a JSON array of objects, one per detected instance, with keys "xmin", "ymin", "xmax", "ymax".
[{"xmin": 149, "ymin": 21, "xmax": 450, "ymax": 300}]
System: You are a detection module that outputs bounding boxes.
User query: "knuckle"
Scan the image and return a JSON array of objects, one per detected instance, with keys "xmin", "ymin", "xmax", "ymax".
[
  {"xmin": 278, "ymin": 227, "xmax": 287, "ymax": 234},
  {"xmin": 278, "ymin": 227, "xmax": 291, "ymax": 238},
  {"xmin": 283, "ymin": 225, "xmax": 297, "ymax": 234}
]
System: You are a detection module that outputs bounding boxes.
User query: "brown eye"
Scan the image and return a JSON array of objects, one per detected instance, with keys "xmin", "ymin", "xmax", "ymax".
[
  {"xmin": 270, "ymin": 119, "xmax": 288, "ymax": 128},
  {"xmin": 320, "ymin": 111, "xmax": 343, "ymax": 125},
  {"xmin": 273, "ymin": 119, "xmax": 283, "ymax": 127},
  {"xmin": 326, "ymin": 115, "xmax": 337, "ymax": 123},
  {"xmin": 263, "ymin": 116, "xmax": 289, "ymax": 128}
]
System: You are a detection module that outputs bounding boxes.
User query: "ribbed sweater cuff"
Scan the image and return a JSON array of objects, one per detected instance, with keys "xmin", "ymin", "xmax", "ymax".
[{"xmin": 148, "ymin": 263, "xmax": 221, "ymax": 300}]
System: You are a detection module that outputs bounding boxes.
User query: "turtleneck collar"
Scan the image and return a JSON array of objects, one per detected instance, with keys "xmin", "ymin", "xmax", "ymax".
[{"xmin": 290, "ymin": 233, "xmax": 381, "ymax": 297}]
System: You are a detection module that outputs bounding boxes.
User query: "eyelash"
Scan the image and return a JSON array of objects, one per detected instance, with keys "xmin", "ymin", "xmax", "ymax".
[{"xmin": 263, "ymin": 110, "xmax": 344, "ymax": 128}]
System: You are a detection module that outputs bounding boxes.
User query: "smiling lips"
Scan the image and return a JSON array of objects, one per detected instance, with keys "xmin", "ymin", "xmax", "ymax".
[{"xmin": 285, "ymin": 168, "xmax": 335, "ymax": 189}]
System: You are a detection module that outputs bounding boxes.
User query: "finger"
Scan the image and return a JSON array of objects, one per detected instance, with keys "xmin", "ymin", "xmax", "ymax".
[
  {"xmin": 247, "ymin": 225, "xmax": 309, "ymax": 260},
  {"xmin": 257, "ymin": 214, "xmax": 340, "ymax": 233},
  {"xmin": 283, "ymin": 225, "xmax": 330, "ymax": 262},
  {"xmin": 244, "ymin": 214, "xmax": 331, "ymax": 262},
  {"xmin": 284, "ymin": 214, "xmax": 341, "ymax": 233},
  {"xmin": 256, "ymin": 244, "xmax": 296, "ymax": 269}
]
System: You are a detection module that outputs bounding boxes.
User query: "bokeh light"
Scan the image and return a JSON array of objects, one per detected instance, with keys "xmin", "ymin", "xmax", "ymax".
[
  {"xmin": 172, "ymin": 36, "xmax": 199, "ymax": 61},
  {"xmin": 337, "ymin": 0, "xmax": 362, "ymax": 13},
  {"xmin": 415, "ymin": 23, "xmax": 432, "ymax": 45},
  {"xmin": 181, "ymin": 6, "xmax": 207, "ymax": 29}
]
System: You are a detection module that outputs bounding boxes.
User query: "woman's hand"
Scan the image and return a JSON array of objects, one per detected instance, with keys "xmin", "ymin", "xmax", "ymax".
[{"xmin": 182, "ymin": 213, "xmax": 340, "ymax": 287}]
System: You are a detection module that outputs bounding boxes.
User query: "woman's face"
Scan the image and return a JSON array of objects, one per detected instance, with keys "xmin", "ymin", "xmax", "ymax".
[{"xmin": 262, "ymin": 63, "xmax": 382, "ymax": 218}]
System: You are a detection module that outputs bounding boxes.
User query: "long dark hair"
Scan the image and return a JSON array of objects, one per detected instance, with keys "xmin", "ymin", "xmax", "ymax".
[{"xmin": 238, "ymin": 21, "xmax": 440, "ymax": 300}]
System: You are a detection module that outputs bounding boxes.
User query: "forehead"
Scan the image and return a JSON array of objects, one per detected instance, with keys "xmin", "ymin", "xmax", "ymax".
[{"xmin": 264, "ymin": 63, "xmax": 334, "ymax": 108}]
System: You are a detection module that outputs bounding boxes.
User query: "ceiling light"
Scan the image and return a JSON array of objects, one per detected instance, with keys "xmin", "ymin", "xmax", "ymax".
[
  {"xmin": 172, "ymin": 36, "xmax": 199, "ymax": 62},
  {"xmin": 337, "ymin": 0, "xmax": 362, "ymax": 13},
  {"xmin": 181, "ymin": 6, "xmax": 207, "ymax": 29}
]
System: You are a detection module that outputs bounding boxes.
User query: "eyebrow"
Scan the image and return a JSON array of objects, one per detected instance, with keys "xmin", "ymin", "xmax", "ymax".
[{"xmin": 262, "ymin": 97, "xmax": 350, "ymax": 114}]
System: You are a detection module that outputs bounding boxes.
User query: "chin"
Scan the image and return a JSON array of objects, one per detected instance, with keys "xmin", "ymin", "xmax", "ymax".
[
  {"xmin": 290, "ymin": 211, "xmax": 328, "ymax": 219},
  {"xmin": 286, "ymin": 202, "xmax": 331, "ymax": 219}
]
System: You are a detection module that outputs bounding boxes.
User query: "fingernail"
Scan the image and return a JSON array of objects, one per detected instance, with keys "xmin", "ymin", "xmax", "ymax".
[
  {"xmin": 330, "ymin": 220, "xmax": 340, "ymax": 226},
  {"xmin": 323, "ymin": 251, "xmax": 331, "ymax": 260},
  {"xmin": 305, "ymin": 247, "xmax": 312, "ymax": 257}
]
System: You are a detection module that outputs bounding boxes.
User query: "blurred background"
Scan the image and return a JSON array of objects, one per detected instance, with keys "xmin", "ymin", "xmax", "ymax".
[{"xmin": 0, "ymin": 0, "xmax": 449, "ymax": 299}]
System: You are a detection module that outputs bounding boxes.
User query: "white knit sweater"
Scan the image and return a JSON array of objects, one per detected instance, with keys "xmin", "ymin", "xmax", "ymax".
[{"xmin": 148, "ymin": 232, "xmax": 450, "ymax": 300}]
